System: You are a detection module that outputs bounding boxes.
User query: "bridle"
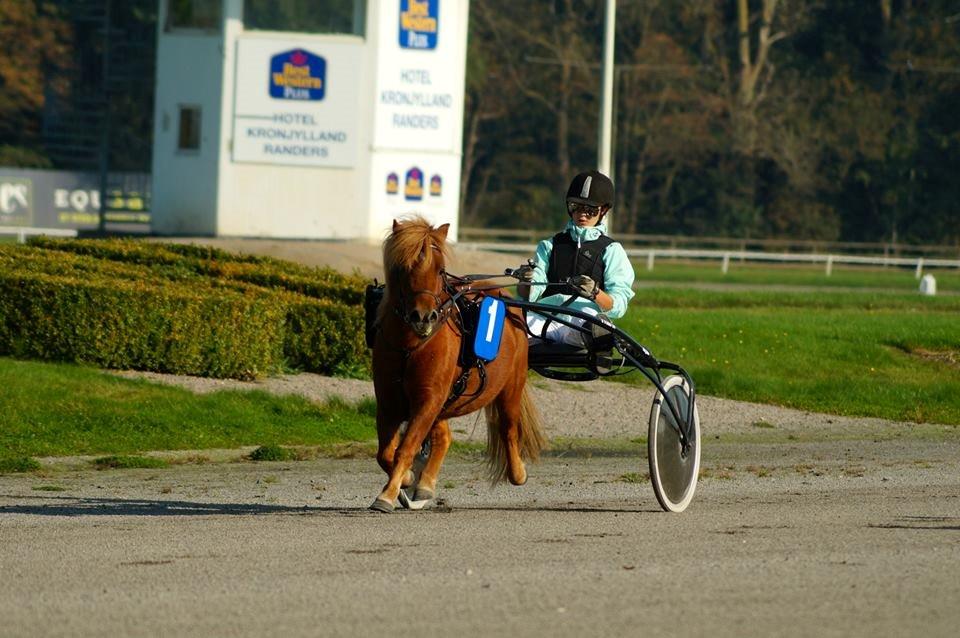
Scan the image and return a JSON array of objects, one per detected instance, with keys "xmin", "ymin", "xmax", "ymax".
[
  {"xmin": 392, "ymin": 267, "xmax": 461, "ymax": 341},
  {"xmin": 388, "ymin": 239, "xmax": 514, "ymax": 345}
]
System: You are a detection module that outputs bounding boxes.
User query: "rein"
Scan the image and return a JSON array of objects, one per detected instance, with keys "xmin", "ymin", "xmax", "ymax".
[
  {"xmin": 393, "ymin": 270, "xmax": 507, "ymax": 339},
  {"xmin": 385, "ymin": 269, "xmax": 513, "ymax": 410}
]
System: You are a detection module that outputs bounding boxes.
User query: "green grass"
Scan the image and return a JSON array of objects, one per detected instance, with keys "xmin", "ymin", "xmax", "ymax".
[
  {"xmin": 633, "ymin": 261, "xmax": 960, "ymax": 292},
  {"xmin": 617, "ymin": 287, "xmax": 960, "ymax": 425},
  {"xmin": 0, "ymin": 357, "xmax": 376, "ymax": 459},
  {"xmin": 248, "ymin": 445, "xmax": 296, "ymax": 462},
  {"xmin": 3, "ymin": 260, "xmax": 959, "ymax": 462},
  {"xmin": 92, "ymin": 455, "xmax": 169, "ymax": 470},
  {"xmin": 0, "ymin": 457, "xmax": 41, "ymax": 473}
]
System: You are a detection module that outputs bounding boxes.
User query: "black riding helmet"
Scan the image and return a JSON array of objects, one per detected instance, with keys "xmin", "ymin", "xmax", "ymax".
[{"xmin": 566, "ymin": 170, "xmax": 615, "ymax": 209}]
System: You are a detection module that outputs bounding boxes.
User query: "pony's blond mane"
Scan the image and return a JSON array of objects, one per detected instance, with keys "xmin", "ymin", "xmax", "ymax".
[{"xmin": 382, "ymin": 216, "xmax": 452, "ymax": 283}]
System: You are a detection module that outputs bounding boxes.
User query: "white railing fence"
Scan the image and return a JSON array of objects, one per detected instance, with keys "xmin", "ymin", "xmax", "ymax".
[
  {"xmin": 458, "ymin": 227, "xmax": 960, "ymax": 258},
  {"xmin": 0, "ymin": 227, "xmax": 79, "ymax": 243},
  {"xmin": 457, "ymin": 242, "xmax": 960, "ymax": 279}
]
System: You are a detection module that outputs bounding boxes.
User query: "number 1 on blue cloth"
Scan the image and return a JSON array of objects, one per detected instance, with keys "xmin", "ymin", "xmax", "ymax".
[{"xmin": 473, "ymin": 296, "xmax": 506, "ymax": 361}]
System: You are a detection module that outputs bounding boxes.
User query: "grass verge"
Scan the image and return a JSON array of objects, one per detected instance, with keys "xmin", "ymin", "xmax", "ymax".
[
  {"xmin": 0, "ymin": 357, "xmax": 376, "ymax": 460},
  {"xmin": 0, "ymin": 457, "xmax": 41, "ymax": 473},
  {"xmin": 632, "ymin": 261, "xmax": 960, "ymax": 292},
  {"xmin": 93, "ymin": 455, "xmax": 170, "ymax": 470},
  {"xmin": 248, "ymin": 445, "xmax": 297, "ymax": 462},
  {"xmin": 618, "ymin": 287, "xmax": 960, "ymax": 424}
]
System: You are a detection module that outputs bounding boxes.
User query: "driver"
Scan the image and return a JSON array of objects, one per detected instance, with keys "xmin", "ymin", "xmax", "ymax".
[{"xmin": 515, "ymin": 170, "xmax": 635, "ymax": 346}]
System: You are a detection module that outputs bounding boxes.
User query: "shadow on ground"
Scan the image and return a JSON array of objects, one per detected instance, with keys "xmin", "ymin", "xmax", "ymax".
[
  {"xmin": 0, "ymin": 494, "xmax": 662, "ymax": 517},
  {"xmin": 0, "ymin": 494, "xmax": 356, "ymax": 517}
]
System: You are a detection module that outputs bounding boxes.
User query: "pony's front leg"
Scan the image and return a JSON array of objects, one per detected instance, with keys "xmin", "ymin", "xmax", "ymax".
[
  {"xmin": 411, "ymin": 418, "xmax": 452, "ymax": 502},
  {"xmin": 373, "ymin": 350, "xmax": 417, "ymax": 489},
  {"xmin": 375, "ymin": 416, "xmax": 418, "ymax": 488},
  {"xmin": 371, "ymin": 400, "xmax": 444, "ymax": 512}
]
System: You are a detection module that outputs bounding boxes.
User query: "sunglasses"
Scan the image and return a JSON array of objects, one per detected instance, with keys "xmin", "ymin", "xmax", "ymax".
[{"xmin": 567, "ymin": 201, "xmax": 603, "ymax": 218}]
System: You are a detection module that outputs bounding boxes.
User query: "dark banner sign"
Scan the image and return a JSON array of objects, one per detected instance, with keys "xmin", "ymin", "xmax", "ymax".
[{"xmin": 0, "ymin": 168, "xmax": 150, "ymax": 229}]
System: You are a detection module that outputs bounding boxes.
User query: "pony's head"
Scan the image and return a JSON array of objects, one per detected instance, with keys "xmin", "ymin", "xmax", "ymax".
[{"xmin": 382, "ymin": 216, "xmax": 452, "ymax": 338}]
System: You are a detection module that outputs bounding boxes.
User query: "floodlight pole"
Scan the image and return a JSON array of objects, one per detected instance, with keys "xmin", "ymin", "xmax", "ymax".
[
  {"xmin": 597, "ymin": 0, "xmax": 616, "ymax": 178},
  {"xmin": 97, "ymin": 0, "xmax": 112, "ymax": 235}
]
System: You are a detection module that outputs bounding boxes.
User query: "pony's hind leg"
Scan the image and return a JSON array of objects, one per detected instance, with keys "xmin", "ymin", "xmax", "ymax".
[
  {"xmin": 412, "ymin": 419, "xmax": 452, "ymax": 501},
  {"xmin": 486, "ymin": 385, "xmax": 547, "ymax": 487},
  {"xmin": 494, "ymin": 392, "xmax": 528, "ymax": 486}
]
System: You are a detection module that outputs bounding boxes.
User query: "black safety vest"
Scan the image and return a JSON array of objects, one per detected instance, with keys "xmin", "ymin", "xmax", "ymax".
[{"xmin": 544, "ymin": 231, "xmax": 614, "ymax": 298}]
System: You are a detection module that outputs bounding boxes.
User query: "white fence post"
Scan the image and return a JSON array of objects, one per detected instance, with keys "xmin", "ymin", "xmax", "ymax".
[
  {"xmin": 721, "ymin": 253, "xmax": 730, "ymax": 274},
  {"xmin": 646, "ymin": 251, "xmax": 655, "ymax": 271},
  {"xmin": 915, "ymin": 257, "xmax": 924, "ymax": 279},
  {"xmin": 825, "ymin": 255, "xmax": 834, "ymax": 277},
  {"xmin": 1, "ymin": 227, "xmax": 80, "ymax": 243}
]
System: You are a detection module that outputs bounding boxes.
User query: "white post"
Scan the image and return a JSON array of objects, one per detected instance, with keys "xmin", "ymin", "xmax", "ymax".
[
  {"xmin": 597, "ymin": 0, "xmax": 616, "ymax": 176},
  {"xmin": 915, "ymin": 257, "xmax": 924, "ymax": 279},
  {"xmin": 646, "ymin": 251, "xmax": 655, "ymax": 271},
  {"xmin": 825, "ymin": 255, "xmax": 833, "ymax": 277},
  {"xmin": 722, "ymin": 253, "xmax": 730, "ymax": 274},
  {"xmin": 17, "ymin": 228, "xmax": 26, "ymax": 244}
]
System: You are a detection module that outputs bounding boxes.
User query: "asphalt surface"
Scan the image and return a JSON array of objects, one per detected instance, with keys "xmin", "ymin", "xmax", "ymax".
[
  {"xmin": 4, "ymin": 238, "xmax": 957, "ymax": 636},
  {"xmin": 2, "ymin": 436, "xmax": 959, "ymax": 637}
]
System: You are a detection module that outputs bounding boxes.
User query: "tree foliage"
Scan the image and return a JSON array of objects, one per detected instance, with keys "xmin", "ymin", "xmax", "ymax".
[
  {"xmin": 0, "ymin": 0, "xmax": 73, "ymax": 167},
  {"xmin": 463, "ymin": 0, "xmax": 960, "ymax": 244},
  {"xmin": 0, "ymin": 1, "xmax": 956, "ymax": 243}
]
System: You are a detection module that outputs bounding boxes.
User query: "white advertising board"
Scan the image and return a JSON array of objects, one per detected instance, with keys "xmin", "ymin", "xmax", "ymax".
[
  {"xmin": 232, "ymin": 37, "xmax": 362, "ymax": 167},
  {"xmin": 372, "ymin": 0, "xmax": 466, "ymax": 153}
]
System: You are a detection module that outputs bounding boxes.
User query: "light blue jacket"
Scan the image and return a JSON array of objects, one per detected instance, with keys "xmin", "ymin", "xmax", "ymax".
[{"xmin": 528, "ymin": 220, "xmax": 635, "ymax": 319}]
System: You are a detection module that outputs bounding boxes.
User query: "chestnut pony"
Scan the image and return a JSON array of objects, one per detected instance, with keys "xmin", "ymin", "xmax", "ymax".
[{"xmin": 370, "ymin": 217, "xmax": 546, "ymax": 512}]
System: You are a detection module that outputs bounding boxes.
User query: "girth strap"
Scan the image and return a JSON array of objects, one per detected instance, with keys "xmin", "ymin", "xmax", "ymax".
[{"xmin": 443, "ymin": 359, "xmax": 487, "ymax": 410}]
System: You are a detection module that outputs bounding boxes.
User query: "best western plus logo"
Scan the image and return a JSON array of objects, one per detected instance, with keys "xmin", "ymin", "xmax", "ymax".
[
  {"xmin": 270, "ymin": 49, "xmax": 325, "ymax": 100},
  {"xmin": 399, "ymin": 0, "xmax": 438, "ymax": 50},
  {"xmin": 405, "ymin": 167, "xmax": 424, "ymax": 201}
]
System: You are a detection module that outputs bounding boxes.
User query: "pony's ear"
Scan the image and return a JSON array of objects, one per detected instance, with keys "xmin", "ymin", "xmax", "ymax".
[
  {"xmin": 392, "ymin": 219, "xmax": 401, "ymax": 233},
  {"xmin": 435, "ymin": 223, "xmax": 450, "ymax": 241}
]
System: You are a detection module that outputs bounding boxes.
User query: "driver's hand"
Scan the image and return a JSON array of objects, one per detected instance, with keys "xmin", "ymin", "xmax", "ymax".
[
  {"xmin": 571, "ymin": 275, "xmax": 599, "ymax": 300},
  {"xmin": 514, "ymin": 264, "xmax": 535, "ymax": 282}
]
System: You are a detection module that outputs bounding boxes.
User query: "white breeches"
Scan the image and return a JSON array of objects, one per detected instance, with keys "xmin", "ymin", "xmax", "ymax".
[{"xmin": 525, "ymin": 307, "xmax": 601, "ymax": 347}]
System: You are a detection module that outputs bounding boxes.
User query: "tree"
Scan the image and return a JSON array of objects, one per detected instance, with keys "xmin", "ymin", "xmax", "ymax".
[
  {"xmin": 470, "ymin": 2, "xmax": 601, "ymax": 203},
  {"xmin": 0, "ymin": 0, "xmax": 73, "ymax": 167}
]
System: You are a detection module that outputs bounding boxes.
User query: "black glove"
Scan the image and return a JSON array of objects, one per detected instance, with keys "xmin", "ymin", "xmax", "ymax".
[
  {"xmin": 570, "ymin": 275, "xmax": 599, "ymax": 300},
  {"xmin": 514, "ymin": 264, "xmax": 535, "ymax": 282}
]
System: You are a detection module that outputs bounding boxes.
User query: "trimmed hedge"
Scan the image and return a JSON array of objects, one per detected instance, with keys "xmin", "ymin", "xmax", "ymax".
[
  {"xmin": 0, "ymin": 268, "xmax": 286, "ymax": 379},
  {"xmin": 283, "ymin": 296, "xmax": 366, "ymax": 375},
  {"xmin": 26, "ymin": 236, "xmax": 367, "ymax": 304},
  {"xmin": 0, "ymin": 240, "xmax": 369, "ymax": 379}
]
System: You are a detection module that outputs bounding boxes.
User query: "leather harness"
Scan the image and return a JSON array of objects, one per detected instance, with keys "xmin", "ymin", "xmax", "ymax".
[{"xmin": 366, "ymin": 272, "xmax": 495, "ymax": 411}]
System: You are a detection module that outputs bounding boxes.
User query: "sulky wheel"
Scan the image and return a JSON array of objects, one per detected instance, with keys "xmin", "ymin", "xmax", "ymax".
[{"xmin": 648, "ymin": 375, "xmax": 701, "ymax": 512}]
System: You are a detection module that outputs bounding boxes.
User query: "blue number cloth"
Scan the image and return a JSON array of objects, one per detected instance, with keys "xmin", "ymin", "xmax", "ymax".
[{"xmin": 473, "ymin": 296, "xmax": 506, "ymax": 361}]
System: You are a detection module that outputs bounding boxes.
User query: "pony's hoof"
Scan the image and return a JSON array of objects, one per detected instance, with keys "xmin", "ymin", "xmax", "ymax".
[
  {"xmin": 509, "ymin": 470, "xmax": 527, "ymax": 486},
  {"xmin": 413, "ymin": 487, "xmax": 435, "ymax": 502},
  {"xmin": 397, "ymin": 488, "xmax": 432, "ymax": 510},
  {"xmin": 369, "ymin": 497, "xmax": 395, "ymax": 513}
]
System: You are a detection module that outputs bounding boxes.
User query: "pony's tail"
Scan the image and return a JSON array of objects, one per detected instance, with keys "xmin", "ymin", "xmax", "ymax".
[{"xmin": 485, "ymin": 386, "xmax": 548, "ymax": 484}]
